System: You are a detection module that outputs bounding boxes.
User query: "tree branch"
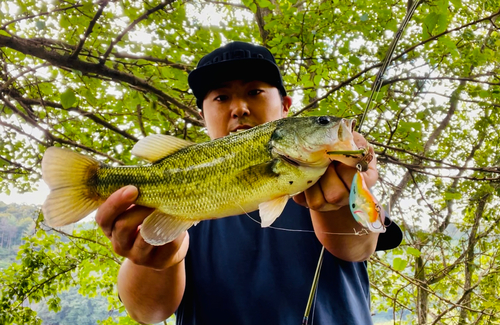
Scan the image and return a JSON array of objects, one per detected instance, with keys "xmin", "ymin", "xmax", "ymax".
[
  {"xmin": 114, "ymin": 52, "xmax": 192, "ymax": 72},
  {"xmin": 6, "ymin": 89, "xmax": 139, "ymax": 142},
  {"xmin": 383, "ymin": 76, "xmax": 500, "ymax": 87},
  {"xmin": 0, "ymin": 34, "xmax": 201, "ymax": 118},
  {"xmin": 100, "ymin": 0, "xmax": 174, "ymax": 63},
  {"xmin": 70, "ymin": 0, "xmax": 110, "ymax": 59}
]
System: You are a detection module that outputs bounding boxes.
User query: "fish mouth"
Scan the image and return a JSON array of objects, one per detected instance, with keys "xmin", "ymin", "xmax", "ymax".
[
  {"xmin": 272, "ymin": 147, "xmax": 323, "ymax": 168},
  {"xmin": 279, "ymin": 154, "xmax": 301, "ymax": 166}
]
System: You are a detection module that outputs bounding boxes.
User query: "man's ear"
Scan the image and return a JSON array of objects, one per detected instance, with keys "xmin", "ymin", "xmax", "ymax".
[
  {"xmin": 199, "ymin": 109, "xmax": 204, "ymax": 119},
  {"xmin": 282, "ymin": 96, "xmax": 292, "ymax": 117}
]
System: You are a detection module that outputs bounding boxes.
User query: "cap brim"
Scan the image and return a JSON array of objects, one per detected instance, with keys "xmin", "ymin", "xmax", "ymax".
[
  {"xmin": 375, "ymin": 216, "xmax": 403, "ymax": 251},
  {"xmin": 188, "ymin": 58, "xmax": 285, "ymax": 101}
]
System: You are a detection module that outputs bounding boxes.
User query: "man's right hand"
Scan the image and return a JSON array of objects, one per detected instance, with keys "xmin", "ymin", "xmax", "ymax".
[{"xmin": 95, "ymin": 185, "xmax": 189, "ymax": 270}]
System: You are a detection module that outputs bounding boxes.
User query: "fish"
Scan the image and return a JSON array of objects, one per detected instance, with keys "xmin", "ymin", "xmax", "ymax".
[
  {"xmin": 42, "ymin": 116, "xmax": 371, "ymax": 245},
  {"xmin": 349, "ymin": 171, "xmax": 386, "ymax": 233}
]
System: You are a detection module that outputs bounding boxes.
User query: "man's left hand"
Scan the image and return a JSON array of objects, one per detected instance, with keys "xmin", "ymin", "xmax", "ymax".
[{"xmin": 293, "ymin": 132, "xmax": 378, "ymax": 211}]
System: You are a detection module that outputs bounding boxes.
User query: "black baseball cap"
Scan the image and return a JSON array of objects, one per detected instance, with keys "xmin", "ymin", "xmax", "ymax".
[
  {"xmin": 376, "ymin": 216, "xmax": 403, "ymax": 251},
  {"xmin": 188, "ymin": 41, "xmax": 287, "ymax": 109}
]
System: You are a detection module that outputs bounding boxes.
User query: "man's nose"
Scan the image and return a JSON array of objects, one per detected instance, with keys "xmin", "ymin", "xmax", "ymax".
[{"xmin": 230, "ymin": 97, "xmax": 250, "ymax": 118}]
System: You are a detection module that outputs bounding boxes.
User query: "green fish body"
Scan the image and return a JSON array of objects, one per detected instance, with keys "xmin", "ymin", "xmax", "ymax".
[{"xmin": 42, "ymin": 116, "xmax": 367, "ymax": 245}]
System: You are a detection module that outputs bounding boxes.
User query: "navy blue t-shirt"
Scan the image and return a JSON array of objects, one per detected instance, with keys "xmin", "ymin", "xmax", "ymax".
[{"xmin": 176, "ymin": 200, "xmax": 385, "ymax": 325}]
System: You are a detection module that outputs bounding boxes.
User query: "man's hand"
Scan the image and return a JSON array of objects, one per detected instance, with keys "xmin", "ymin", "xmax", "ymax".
[
  {"xmin": 293, "ymin": 131, "xmax": 378, "ymax": 212},
  {"xmin": 95, "ymin": 185, "xmax": 189, "ymax": 270}
]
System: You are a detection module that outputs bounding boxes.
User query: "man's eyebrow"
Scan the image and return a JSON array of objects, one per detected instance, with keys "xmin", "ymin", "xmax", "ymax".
[{"xmin": 209, "ymin": 83, "xmax": 231, "ymax": 91}]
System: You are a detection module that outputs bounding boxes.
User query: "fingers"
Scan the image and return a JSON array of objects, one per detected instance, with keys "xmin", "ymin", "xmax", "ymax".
[
  {"xmin": 294, "ymin": 164, "xmax": 350, "ymax": 211},
  {"xmin": 111, "ymin": 205, "xmax": 154, "ymax": 254},
  {"xmin": 294, "ymin": 131, "xmax": 380, "ymax": 212},
  {"xmin": 96, "ymin": 185, "xmax": 139, "ymax": 238},
  {"xmin": 95, "ymin": 185, "xmax": 190, "ymax": 271},
  {"xmin": 352, "ymin": 131, "xmax": 368, "ymax": 148},
  {"xmin": 292, "ymin": 192, "xmax": 307, "ymax": 207},
  {"xmin": 128, "ymin": 231, "xmax": 190, "ymax": 270}
]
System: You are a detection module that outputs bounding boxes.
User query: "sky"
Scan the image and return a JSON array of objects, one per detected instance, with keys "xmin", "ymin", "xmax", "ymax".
[{"xmin": 0, "ymin": 182, "xmax": 49, "ymax": 205}]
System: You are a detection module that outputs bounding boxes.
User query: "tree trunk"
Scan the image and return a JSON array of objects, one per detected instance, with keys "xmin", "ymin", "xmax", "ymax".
[
  {"xmin": 458, "ymin": 194, "xmax": 488, "ymax": 324},
  {"xmin": 415, "ymin": 247, "xmax": 428, "ymax": 325}
]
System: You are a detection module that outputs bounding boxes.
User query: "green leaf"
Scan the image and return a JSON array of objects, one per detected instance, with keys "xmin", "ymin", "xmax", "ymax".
[
  {"xmin": 338, "ymin": 47, "xmax": 349, "ymax": 55},
  {"xmin": 444, "ymin": 191, "xmax": 462, "ymax": 200},
  {"xmin": 349, "ymin": 56, "xmax": 362, "ymax": 66},
  {"xmin": 60, "ymin": 89, "xmax": 77, "ymax": 109},
  {"xmin": 422, "ymin": 13, "xmax": 438, "ymax": 39},
  {"xmin": 407, "ymin": 247, "xmax": 421, "ymax": 257},
  {"xmin": 439, "ymin": 36, "xmax": 458, "ymax": 57},
  {"xmin": 59, "ymin": 15, "xmax": 71, "ymax": 29},
  {"xmin": 313, "ymin": 74, "xmax": 322, "ymax": 86},
  {"xmin": 438, "ymin": 0, "xmax": 449, "ymax": 13},
  {"xmin": 248, "ymin": 2, "xmax": 257, "ymax": 12},
  {"xmin": 435, "ymin": 13, "xmax": 448, "ymax": 34},
  {"xmin": 360, "ymin": 13, "xmax": 369, "ymax": 22},
  {"xmin": 393, "ymin": 257, "xmax": 408, "ymax": 271},
  {"xmin": 35, "ymin": 20, "xmax": 45, "ymax": 30},
  {"xmin": 256, "ymin": 0, "xmax": 274, "ymax": 9}
]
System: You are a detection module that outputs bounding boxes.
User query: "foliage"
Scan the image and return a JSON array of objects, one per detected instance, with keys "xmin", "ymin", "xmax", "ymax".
[
  {"xmin": 0, "ymin": 0, "xmax": 499, "ymax": 324},
  {"xmin": 31, "ymin": 286, "xmax": 123, "ymax": 325},
  {"xmin": 0, "ymin": 218, "xmax": 126, "ymax": 324},
  {"xmin": 0, "ymin": 201, "xmax": 37, "ymax": 268}
]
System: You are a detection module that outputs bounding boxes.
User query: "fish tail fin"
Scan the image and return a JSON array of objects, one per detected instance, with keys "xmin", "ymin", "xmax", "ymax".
[{"xmin": 42, "ymin": 147, "xmax": 104, "ymax": 227}]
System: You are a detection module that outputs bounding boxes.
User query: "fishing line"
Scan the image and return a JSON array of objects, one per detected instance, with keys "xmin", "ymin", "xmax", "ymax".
[
  {"xmin": 235, "ymin": 201, "xmax": 370, "ymax": 235},
  {"xmin": 243, "ymin": 212, "xmax": 371, "ymax": 236}
]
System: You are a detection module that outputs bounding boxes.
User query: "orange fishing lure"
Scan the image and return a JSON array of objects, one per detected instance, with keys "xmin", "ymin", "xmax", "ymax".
[{"xmin": 349, "ymin": 171, "xmax": 386, "ymax": 233}]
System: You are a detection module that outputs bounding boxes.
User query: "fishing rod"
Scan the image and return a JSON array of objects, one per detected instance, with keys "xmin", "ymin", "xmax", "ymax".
[
  {"xmin": 357, "ymin": 0, "xmax": 424, "ymax": 133},
  {"xmin": 302, "ymin": 246, "xmax": 324, "ymax": 325},
  {"xmin": 301, "ymin": 1, "xmax": 423, "ymax": 324}
]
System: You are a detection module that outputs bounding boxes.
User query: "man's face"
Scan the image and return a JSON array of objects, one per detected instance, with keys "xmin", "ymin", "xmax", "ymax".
[{"xmin": 201, "ymin": 80, "xmax": 291, "ymax": 140}]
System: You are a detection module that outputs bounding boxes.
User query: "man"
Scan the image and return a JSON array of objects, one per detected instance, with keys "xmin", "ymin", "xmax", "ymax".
[{"xmin": 96, "ymin": 42, "xmax": 402, "ymax": 324}]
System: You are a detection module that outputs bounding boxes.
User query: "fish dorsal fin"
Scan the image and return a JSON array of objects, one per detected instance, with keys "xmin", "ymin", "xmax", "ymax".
[
  {"xmin": 140, "ymin": 209, "xmax": 194, "ymax": 246},
  {"xmin": 131, "ymin": 134, "xmax": 194, "ymax": 163},
  {"xmin": 259, "ymin": 195, "xmax": 289, "ymax": 227}
]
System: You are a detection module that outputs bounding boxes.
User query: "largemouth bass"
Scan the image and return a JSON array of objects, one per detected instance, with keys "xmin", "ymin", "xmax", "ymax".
[{"xmin": 42, "ymin": 116, "xmax": 370, "ymax": 245}]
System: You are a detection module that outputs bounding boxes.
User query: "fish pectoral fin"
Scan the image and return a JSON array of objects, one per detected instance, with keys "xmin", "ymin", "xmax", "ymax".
[
  {"xmin": 140, "ymin": 210, "xmax": 194, "ymax": 246},
  {"xmin": 236, "ymin": 160, "xmax": 280, "ymax": 180},
  {"xmin": 259, "ymin": 195, "xmax": 289, "ymax": 228},
  {"xmin": 131, "ymin": 134, "xmax": 194, "ymax": 163}
]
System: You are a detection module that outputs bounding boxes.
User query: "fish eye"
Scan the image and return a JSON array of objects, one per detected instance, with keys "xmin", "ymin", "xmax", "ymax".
[
  {"xmin": 317, "ymin": 116, "xmax": 331, "ymax": 125},
  {"xmin": 351, "ymin": 203, "xmax": 356, "ymax": 209}
]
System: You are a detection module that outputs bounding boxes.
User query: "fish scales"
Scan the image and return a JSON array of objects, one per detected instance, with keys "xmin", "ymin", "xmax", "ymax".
[
  {"xmin": 94, "ymin": 120, "xmax": 299, "ymax": 219},
  {"xmin": 42, "ymin": 116, "xmax": 368, "ymax": 245}
]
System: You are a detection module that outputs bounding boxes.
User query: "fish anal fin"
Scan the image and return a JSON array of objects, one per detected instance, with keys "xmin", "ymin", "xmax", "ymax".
[
  {"xmin": 141, "ymin": 210, "xmax": 194, "ymax": 246},
  {"xmin": 131, "ymin": 134, "xmax": 194, "ymax": 163},
  {"xmin": 259, "ymin": 195, "xmax": 289, "ymax": 228}
]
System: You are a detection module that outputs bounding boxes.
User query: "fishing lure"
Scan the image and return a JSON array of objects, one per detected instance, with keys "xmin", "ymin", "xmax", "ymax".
[{"xmin": 349, "ymin": 170, "xmax": 386, "ymax": 233}]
